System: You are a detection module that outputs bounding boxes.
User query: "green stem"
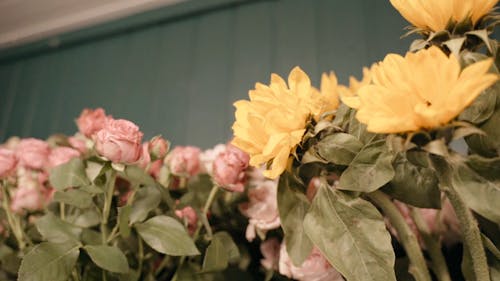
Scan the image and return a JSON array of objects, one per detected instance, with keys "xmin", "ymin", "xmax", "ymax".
[
  {"xmin": 410, "ymin": 207, "xmax": 451, "ymax": 281},
  {"xmin": 60, "ymin": 202, "xmax": 66, "ymax": 221},
  {"xmin": 138, "ymin": 237, "xmax": 144, "ymax": 275},
  {"xmin": 368, "ymin": 190, "xmax": 432, "ymax": 281},
  {"xmin": 441, "ymin": 185, "xmax": 490, "ymax": 281},
  {"xmin": 1, "ymin": 183, "xmax": 25, "ymax": 250},
  {"xmin": 101, "ymin": 169, "xmax": 117, "ymax": 244}
]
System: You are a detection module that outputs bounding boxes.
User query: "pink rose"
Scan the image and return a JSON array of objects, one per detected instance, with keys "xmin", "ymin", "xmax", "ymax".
[
  {"xmin": 48, "ymin": 147, "xmax": 80, "ymax": 168},
  {"xmin": 76, "ymin": 108, "xmax": 110, "ymax": 137},
  {"xmin": 165, "ymin": 146, "xmax": 201, "ymax": 177},
  {"xmin": 279, "ymin": 244, "xmax": 344, "ymax": 281},
  {"xmin": 148, "ymin": 136, "xmax": 169, "ymax": 160},
  {"xmin": 148, "ymin": 159, "xmax": 163, "ymax": 179},
  {"xmin": 68, "ymin": 136, "xmax": 88, "ymax": 154},
  {"xmin": 137, "ymin": 143, "xmax": 151, "ymax": 169},
  {"xmin": 95, "ymin": 118, "xmax": 144, "ymax": 163},
  {"xmin": 200, "ymin": 144, "xmax": 226, "ymax": 174},
  {"xmin": 11, "ymin": 171, "xmax": 46, "ymax": 213},
  {"xmin": 239, "ymin": 180, "xmax": 280, "ymax": 241},
  {"xmin": 175, "ymin": 206, "xmax": 198, "ymax": 235},
  {"xmin": 16, "ymin": 138, "xmax": 50, "ymax": 170},
  {"xmin": 0, "ymin": 148, "xmax": 17, "ymax": 177},
  {"xmin": 212, "ymin": 144, "xmax": 249, "ymax": 192},
  {"xmin": 260, "ymin": 238, "xmax": 281, "ymax": 270}
]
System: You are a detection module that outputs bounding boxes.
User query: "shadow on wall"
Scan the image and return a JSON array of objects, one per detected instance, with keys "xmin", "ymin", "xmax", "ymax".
[{"xmin": 0, "ymin": 0, "xmax": 412, "ymax": 148}]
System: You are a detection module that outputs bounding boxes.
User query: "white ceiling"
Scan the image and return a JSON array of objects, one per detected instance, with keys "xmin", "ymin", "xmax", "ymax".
[{"xmin": 0, "ymin": 0, "xmax": 186, "ymax": 50}]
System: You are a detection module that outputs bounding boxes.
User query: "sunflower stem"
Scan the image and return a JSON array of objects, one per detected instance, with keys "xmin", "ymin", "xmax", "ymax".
[
  {"xmin": 368, "ymin": 190, "xmax": 432, "ymax": 281},
  {"xmin": 441, "ymin": 185, "xmax": 490, "ymax": 281}
]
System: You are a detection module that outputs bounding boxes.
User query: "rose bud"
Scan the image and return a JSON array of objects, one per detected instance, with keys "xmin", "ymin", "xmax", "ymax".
[{"xmin": 148, "ymin": 136, "xmax": 169, "ymax": 160}]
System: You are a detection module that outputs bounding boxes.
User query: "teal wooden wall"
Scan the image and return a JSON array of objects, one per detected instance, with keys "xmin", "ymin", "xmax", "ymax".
[{"xmin": 0, "ymin": 0, "xmax": 412, "ymax": 148}]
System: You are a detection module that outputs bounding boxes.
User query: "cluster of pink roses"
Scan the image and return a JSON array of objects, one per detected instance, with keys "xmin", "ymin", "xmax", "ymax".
[
  {"xmin": 165, "ymin": 143, "xmax": 249, "ymax": 192},
  {"xmin": 0, "ymin": 137, "xmax": 83, "ymax": 213}
]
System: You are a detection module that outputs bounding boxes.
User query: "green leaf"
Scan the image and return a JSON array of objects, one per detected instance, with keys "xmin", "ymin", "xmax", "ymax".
[
  {"xmin": 135, "ymin": 216, "xmax": 199, "ymax": 256},
  {"xmin": 465, "ymin": 154, "xmax": 500, "ymax": 182},
  {"xmin": 214, "ymin": 232, "xmax": 240, "ymax": 262},
  {"xmin": 84, "ymin": 245, "xmax": 129, "ymax": 273},
  {"xmin": 202, "ymin": 236, "xmax": 228, "ymax": 272},
  {"xmin": 118, "ymin": 205, "xmax": 132, "ymax": 238},
  {"xmin": 53, "ymin": 189, "xmax": 93, "ymax": 208},
  {"xmin": 35, "ymin": 213, "xmax": 82, "ymax": 243},
  {"xmin": 129, "ymin": 185, "xmax": 162, "ymax": 224},
  {"xmin": 277, "ymin": 172, "xmax": 313, "ymax": 266},
  {"xmin": 81, "ymin": 229, "xmax": 102, "ymax": 245},
  {"xmin": 347, "ymin": 110, "xmax": 377, "ymax": 144},
  {"xmin": 316, "ymin": 133, "xmax": 364, "ymax": 165},
  {"xmin": 303, "ymin": 184, "xmax": 396, "ymax": 281},
  {"xmin": 120, "ymin": 165, "xmax": 157, "ymax": 186},
  {"xmin": 338, "ymin": 141, "xmax": 395, "ymax": 192},
  {"xmin": 459, "ymin": 83, "xmax": 498, "ymax": 124},
  {"xmin": 383, "ymin": 153, "xmax": 440, "ymax": 208},
  {"xmin": 49, "ymin": 158, "xmax": 90, "ymax": 190},
  {"xmin": 85, "ymin": 161, "xmax": 107, "ymax": 183},
  {"xmin": 451, "ymin": 161, "xmax": 500, "ymax": 224},
  {"xmin": 80, "ymin": 184, "xmax": 104, "ymax": 194},
  {"xmin": 18, "ymin": 241, "xmax": 80, "ymax": 281},
  {"xmin": 69, "ymin": 207, "xmax": 100, "ymax": 228}
]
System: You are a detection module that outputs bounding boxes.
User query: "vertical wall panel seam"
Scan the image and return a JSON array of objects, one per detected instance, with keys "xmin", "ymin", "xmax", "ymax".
[
  {"xmin": 0, "ymin": 62, "xmax": 23, "ymax": 140},
  {"xmin": 224, "ymin": 7, "xmax": 237, "ymax": 142},
  {"xmin": 184, "ymin": 17, "xmax": 200, "ymax": 144}
]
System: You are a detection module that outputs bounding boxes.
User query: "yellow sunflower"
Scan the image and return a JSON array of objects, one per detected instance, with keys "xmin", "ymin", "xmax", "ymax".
[
  {"xmin": 232, "ymin": 67, "xmax": 338, "ymax": 179},
  {"xmin": 390, "ymin": 0, "xmax": 498, "ymax": 32},
  {"xmin": 356, "ymin": 46, "xmax": 498, "ymax": 134},
  {"xmin": 338, "ymin": 66, "xmax": 373, "ymax": 109}
]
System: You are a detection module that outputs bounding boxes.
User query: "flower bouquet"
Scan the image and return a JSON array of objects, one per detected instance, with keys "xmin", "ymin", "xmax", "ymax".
[{"xmin": 1, "ymin": 0, "xmax": 500, "ymax": 280}]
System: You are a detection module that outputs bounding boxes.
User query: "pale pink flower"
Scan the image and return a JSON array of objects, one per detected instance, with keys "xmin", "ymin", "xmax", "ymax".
[
  {"xmin": 0, "ymin": 148, "xmax": 17, "ymax": 178},
  {"xmin": 76, "ymin": 108, "xmax": 110, "ymax": 137},
  {"xmin": 260, "ymin": 238, "xmax": 281, "ymax": 270},
  {"xmin": 95, "ymin": 118, "xmax": 144, "ymax": 163},
  {"xmin": 279, "ymin": 244, "xmax": 344, "ymax": 281},
  {"xmin": 16, "ymin": 138, "xmax": 50, "ymax": 170},
  {"xmin": 68, "ymin": 136, "xmax": 88, "ymax": 154},
  {"xmin": 199, "ymin": 144, "xmax": 226, "ymax": 174},
  {"xmin": 48, "ymin": 147, "xmax": 80, "ymax": 168},
  {"xmin": 165, "ymin": 146, "xmax": 201, "ymax": 177},
  {"xmin": 137, "ymin": 143, "xmax": 151, "ymax": 169},
  {"xmin": 212, "ymin": 144, "xmax": 249, "ymax": 192},
  {"xmin": 148, "ymin": 136, "xmax": 169, "ymax": 160},
  {"xmin": 11, "ymin": 170, "xmax": 46, "ymax": 213},
  {"xmin": 175, "ymin": 206, "xmax": 198, "ymax": 235},
  {"xmin": 239, "ymin": 180, "xmax": 280, "ymax": 241}
]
